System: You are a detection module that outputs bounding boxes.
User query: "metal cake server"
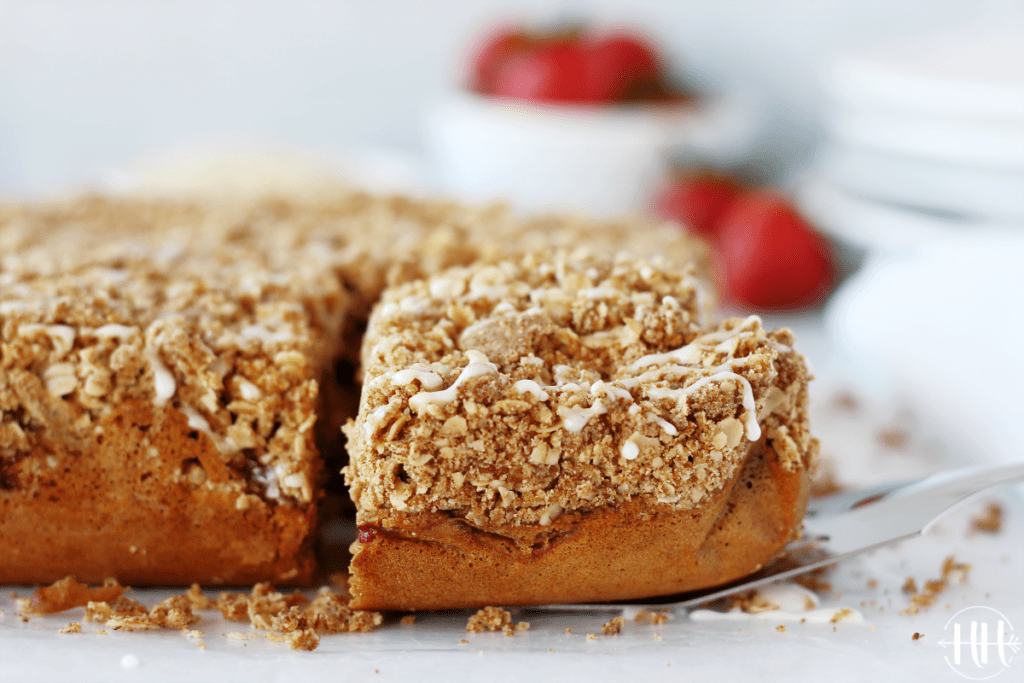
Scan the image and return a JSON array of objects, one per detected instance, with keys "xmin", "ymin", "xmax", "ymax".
[{"xmin": 529, "ymin": 462, "xmax": 1024, "ymax": 613}]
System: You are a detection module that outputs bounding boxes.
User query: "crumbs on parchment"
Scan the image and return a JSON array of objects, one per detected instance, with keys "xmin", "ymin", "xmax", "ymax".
[
  {"xmin": 900, "ymin": 556, "xmax": 971, "ymax": 615},
  {"xmin": 601, "ymin": 616, "xmax": 626, "ymax": 636},
  {"xmin": 969, "ymin": 503, "xmax": 1003, "ymax": 535}
]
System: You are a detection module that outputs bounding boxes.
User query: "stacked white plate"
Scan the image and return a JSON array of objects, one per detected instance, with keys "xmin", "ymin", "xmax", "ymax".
[
  {"xmin": 798, "ymin": 25, "xmax": 1024, "ymax": 466},
  {"xmin": 798, "ymin": 25, "xmax": 1024, "ymax": 248}
]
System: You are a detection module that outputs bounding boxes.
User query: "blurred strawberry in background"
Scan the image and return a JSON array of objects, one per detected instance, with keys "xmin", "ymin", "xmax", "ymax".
[
  {"xmin": 652, "ymin": 172, "xmax": 743, "ymax": 239},
  {"xmin": 468, "ymin": 25, "xmax": 682, "ymax": 104},
  {"xmin": 654, "ymin": 174, "xmax": 835, "ymax": 310}
]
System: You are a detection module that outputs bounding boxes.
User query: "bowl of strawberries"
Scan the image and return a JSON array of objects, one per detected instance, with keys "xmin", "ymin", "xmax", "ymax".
[{"xmin": 426, "ymin": 23, "xmax": 758, "ymax": 216}]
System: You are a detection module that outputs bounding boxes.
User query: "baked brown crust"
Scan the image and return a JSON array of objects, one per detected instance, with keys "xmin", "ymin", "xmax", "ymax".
[
  {"xmin": 349, "ymin": 437, "xmax": 809, "ymax": 610},
  {"xmin": 0, "ymin": 399, "xmax": 316, "ymax": 586}
]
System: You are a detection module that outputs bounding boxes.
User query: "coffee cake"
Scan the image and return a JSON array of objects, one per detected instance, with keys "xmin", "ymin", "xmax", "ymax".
[{"xmin": 0, "ymin": 191, "xmax": 709, "ymax": 587}]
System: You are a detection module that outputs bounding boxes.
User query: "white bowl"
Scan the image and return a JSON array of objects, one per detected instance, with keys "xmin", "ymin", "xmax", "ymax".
[{"xmin": 424, "ymin": 90, "xmax": 758, "ymax": 216}]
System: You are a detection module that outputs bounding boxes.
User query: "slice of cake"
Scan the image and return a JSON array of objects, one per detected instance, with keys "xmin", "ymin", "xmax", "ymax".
[
  {"xmin": 344, "ymin": 251, "xmax": 817, "ymax": 610},
  {"xmin": 0, "ymin": 198, "xmax": 349, "ymax": 585}
]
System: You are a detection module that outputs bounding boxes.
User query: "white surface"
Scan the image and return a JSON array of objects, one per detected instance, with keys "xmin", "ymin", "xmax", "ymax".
[{"xmin": 425, "ymin": 90, "xmax": 759, "ymax": 215}]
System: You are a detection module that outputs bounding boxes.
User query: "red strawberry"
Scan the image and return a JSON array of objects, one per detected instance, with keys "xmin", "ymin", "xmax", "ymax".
[
  {"xmin": 653, "ymin": 173, "xmax": 743, "ymax": 239},
  {"xmin": 585, "ymin": 33, "xmax": 662, "ymax": 102},
  {"xmin": 493, "ymin": 40, "xmax": 597, "ymax": 103},
  {"xmin": 714, "ymin": 191, "xmax": 835, "ymax": 310},
  {"xmin": 469, "ymin": 28, "xmax": 533, "ymax": 95}
]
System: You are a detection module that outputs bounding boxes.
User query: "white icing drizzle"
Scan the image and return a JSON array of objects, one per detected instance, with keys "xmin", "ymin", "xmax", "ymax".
[
  {"xmin": 363, "ymin": 404, "xmax": 392, "ymax": 438},
  {"xmin": 240, "ymin": 324, "xmax": 294, "ymax": 344},
  {"xmin": 89, "ymin": 324, "xmax": 139, "ymax": 340},
  {"xmin": 237, "ymin": 377, "xmax": 262, "ymax": 401},
  {"xmin": 492, "ymin": 302, "xmax": 516, "ymax": 315},
  {"xmin": 513, "ymin": 380, "xmax": 549, "ymax": 401},
  {"xmin": 557, "ymin": 401, "xmax": 607, "ymax": 433},
  {"xmin": 629, "ymin": 315, "xmax": 762, "ymax": 371},
  {"xmin": 180, "ymin": 404, "xmax": 238, "ymax": 454},
  {"xmin": 647, "ymin": 371, "xmax": 760, "ymax": 441},
  {"xmin": 407, "ymin": 351, "xmax": 497, "ymax": 414},
  {"xmin": 146, "ymin": 348, "xmax": 176, "ymax": 407},
  {"xmin": 590, "ymin": 380, "xmax": 633, "ymax": 403},
  {"xmin": 622, "ymin": 316, "xmax": 765, "ymax": 442},
  {"xmin": 621, "ymin": 436, "xmax": 641, "ymax": 460},
  {"xmin": 392, "ymin": 368, "xmax": 444, "ymax": 390},
  {"xmin": 651, "ymin": 414, "xmax": 678, "ymax": 435},
  {"xmin": 579, "ymin": 287, "xmax": 620, "ymax": 300}
]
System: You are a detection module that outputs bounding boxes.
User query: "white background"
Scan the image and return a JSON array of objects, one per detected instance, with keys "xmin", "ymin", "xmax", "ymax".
[{"xmin": 1, "ymin": 0, "xmax": 1019, "ymax": 195}]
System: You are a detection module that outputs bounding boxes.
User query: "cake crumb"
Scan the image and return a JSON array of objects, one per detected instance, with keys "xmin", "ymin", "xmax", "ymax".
[
  {"xmin": 22, "ymin": 576, "xmax": 124, "ymax": 615},
  {"xmin": 602, "ymin": 616, "xmax": 626, "ymax": 635},
  {"xmin": 653, "ymin": 634, "xmax": 662, "ymax": 641},
  {"xmin": 466, "ymin": 606, "xmax": 511, "ymax": 633},
  {"xmin": 969, "ymin": 503, "xmax": 1003, "ymax": 535},
  {"xmin": 59, "ymin": 622, "xmax": 82, "ymax": 634},
  {"xmin": 226, "ymin": 631, "xmax": 248, "ymax": 640},
  {"xmin": 867, "ymin": 579, "xmax": 878, "ymax": 589},
  {"xmin": 459, "ymin": 639, "xmax": 469, "ymax": 643},
  {"xmin": 830, "ymin": 608, "xmax": 855, "ymax": 624},
  {"xmin": 197, "ymin": 641, "xmax": 206, "ymax": 650},
  {"xmin": 902, "ymin": 578, "xmax": 918, "ymax": 594},
  {"xmin": 776, "ymin": 625, "xmax": 786, "ymax": 633},
  {"xmin": 182, "ymin": 629, "xmax": 204, "ymax": 638},
  {"xmin": 912, "ymin": 632, "xmax": 923, "ymax": 640},
  {"xmin": 84, "ymin": 595, "xmax": 148, "ymax": 622},
  {"xmin": 587, "ymin": 633, "xmax": 597, "ymax": 640},
  {"xmin": 287, "ymin": 629, "xmax": 320, "ymax": 651},
  {"xmin": 96, "ymin": 630, "xmax": 107, "ymax": 635},
  {"xmin": 877, "ymin": 426, "xmax": 909, "ymax": 449},
  {"xmin": 400, "ymin": 615, "xmax": 416, "ymax": 626},
  {"xmin": 900, "ymin": 556, "xmax": 972, "ymax": 615},
  {"xmin": 185, "ymin": 584, "xmax": 213, "ymax": 610},
  {"xmin": 633, "ymin": 609, "xmax": 670, "ymax": 624},
  {"xmin": 565, "ymin": 628, "xmax": 573, "ymax": 634},
  {"xmin": 793, "ymin": 569, "xmax": 833, "ymax": 594}
]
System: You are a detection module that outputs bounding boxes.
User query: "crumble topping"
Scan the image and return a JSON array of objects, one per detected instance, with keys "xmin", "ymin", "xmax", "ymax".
[
  {"xmin": 346, "ymin": 253, "xmax": 815, "ymax": 529},
  {"xmin": 1, "ymin": 193, "xmax": 707, "ymax": 508}
]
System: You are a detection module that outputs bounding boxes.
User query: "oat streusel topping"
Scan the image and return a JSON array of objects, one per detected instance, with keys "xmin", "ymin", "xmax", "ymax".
[
  {"xmin": 345, "ymin": 252, "xmax": 814, "ymax": 530},
  {"xmin": 1, "ymin": 193, "xmax": 708, "ymax": 507}
]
